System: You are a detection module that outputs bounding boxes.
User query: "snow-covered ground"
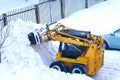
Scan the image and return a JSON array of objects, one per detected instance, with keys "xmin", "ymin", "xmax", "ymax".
[{"xmin": 1, "ymin": 0, "xmax": 120, "ymax": 80}]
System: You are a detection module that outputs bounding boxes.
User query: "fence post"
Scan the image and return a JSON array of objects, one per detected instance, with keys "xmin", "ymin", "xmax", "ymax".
[
  {"xmin": 85, "ymin": 0, "xmax": 88, "ymax": 8},
  {"xmin": 2, "ymin": 13, "xmax": 8, "ymax": 26},
  {"xmin": 35, "ymin": 4, "xmax": 40, "ymax": 24},
  {"xmin": 60, "ymin": 0, "xmax": 65, "ymax": 19}
]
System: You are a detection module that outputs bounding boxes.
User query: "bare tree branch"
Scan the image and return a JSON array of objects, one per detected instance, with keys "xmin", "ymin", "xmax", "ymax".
[{"xmin": 0, "ymin": 25, "xmax": 10, "ymax": 63}]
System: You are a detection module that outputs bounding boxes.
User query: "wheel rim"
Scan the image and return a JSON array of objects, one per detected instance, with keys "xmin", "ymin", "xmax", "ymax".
[
  {"xmin": 49, "ymin": 61, "xmax": 66, "ymax": 72},
  {"xmin": 70, "ymin": 64, "xmax": 86, "ymax": 74},
  {"xmin": 72, "ymin": 68, "xmax": 82, "ymax": 74},
  {"xmin": 52, "ymin": 65, "xmax": 61, "ymax": 71}
]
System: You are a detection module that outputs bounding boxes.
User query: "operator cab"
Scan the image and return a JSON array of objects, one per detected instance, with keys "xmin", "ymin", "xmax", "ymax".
[{"xmin": 59, "ymin": 42, "xmax": 87, "ymax": 59}]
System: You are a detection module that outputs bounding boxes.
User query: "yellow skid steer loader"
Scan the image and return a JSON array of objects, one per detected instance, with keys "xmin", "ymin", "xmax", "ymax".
[{"xmin": 28, "ymin": 24, "xmax": 104, "ymax": 76}]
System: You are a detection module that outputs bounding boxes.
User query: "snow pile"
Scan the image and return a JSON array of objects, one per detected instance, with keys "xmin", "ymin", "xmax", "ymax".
[{"xmin": 0, "ymin": 19, "xmax": 93, "ymax": 80}]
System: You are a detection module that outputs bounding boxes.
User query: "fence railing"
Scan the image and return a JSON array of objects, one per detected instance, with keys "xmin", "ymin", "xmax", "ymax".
[
  {"xmin": 7, "ymin": 5, "xmax": 36, "ymax": 23},
  {"xmin": 0, "ymin": 0, "xmax": 107, "ymax": 27}
]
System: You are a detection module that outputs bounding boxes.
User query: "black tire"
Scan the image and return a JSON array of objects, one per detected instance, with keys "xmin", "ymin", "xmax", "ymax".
[
  {"xmin": 49, "ymin": 61, "xmax": 66, "ymax": 72},
  {"xmin": 28, "ymin": 32, "xmax": 36, "ymax": 45},
  {"xmin": 69, "ymin": 64, "xmax": 86, "ymax": 74},
  {"xmin": 103, "ymin": 41, "xmax": 109, "ymax": 49}
]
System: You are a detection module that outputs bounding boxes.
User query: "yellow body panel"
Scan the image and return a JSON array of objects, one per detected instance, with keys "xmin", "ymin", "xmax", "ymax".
[{"xmin": 56, "ymin": 46, "xmax": 104, "ymax": 75}]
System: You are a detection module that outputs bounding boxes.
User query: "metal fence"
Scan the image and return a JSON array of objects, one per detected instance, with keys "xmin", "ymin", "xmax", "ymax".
[
  {"xmin": 39, "ymin": 0, "xmax": 61, "ymax": 24},
  {"xmin": 65, "ymin": 0, "xmax": 85, "ymax": 17},
  {"xmin": 88, "ymin": 0, "xmax": 105, "ymax": 7},
  {"xmin": 7, "ymin": 5, "xmax": 36, "ymax": 23},
  {"xmin": 0, "ymin": 0, "xmax": 106, "ymax": 27}
]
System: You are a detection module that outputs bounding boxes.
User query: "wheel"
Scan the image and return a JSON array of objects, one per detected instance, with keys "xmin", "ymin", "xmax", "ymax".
[
  {"xmin": 103, "ymin": 41, "xmax": 109, "ymax": 49},
  {"xmin": 49, "ymin": 61, "xmax": 66, "ymax": 72},
  {"xmin": 69, "ymin": 64, "xmax": 86, "ymax": 74}
]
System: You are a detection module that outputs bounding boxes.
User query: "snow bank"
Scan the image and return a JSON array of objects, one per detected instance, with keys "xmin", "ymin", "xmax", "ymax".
[{"xmin": 0, "ymin": 19, "xmax": 93, "ymax": 80}]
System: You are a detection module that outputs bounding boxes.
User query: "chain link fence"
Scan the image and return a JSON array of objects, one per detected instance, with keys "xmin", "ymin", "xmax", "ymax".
[{"xmin": 7, "ymin": 5, "xmax": 36, "ymax": 23}]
